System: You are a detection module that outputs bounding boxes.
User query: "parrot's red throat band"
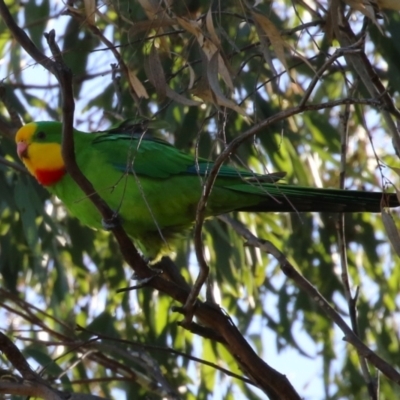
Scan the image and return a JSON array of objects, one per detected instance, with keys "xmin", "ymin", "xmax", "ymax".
[
  {"xmin": 35, "ymin": 167, "xmax": 66, "ymax": 186},
  {"xmin": 15, "ymin": 135, "xmax": 67, "ymax": 186}
]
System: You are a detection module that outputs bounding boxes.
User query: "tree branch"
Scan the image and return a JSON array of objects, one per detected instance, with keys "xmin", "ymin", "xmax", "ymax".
[
  {"xmin": 219, "ymin": 215, "xmax": 400, "ymax": 386},
  {"xmin": 0, "ymin": 2, "xmax": 302, "ymax": 398}
]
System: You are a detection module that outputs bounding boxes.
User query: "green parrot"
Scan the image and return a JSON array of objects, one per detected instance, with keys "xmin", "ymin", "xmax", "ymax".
[{"xmin": 15, "ymin": 121, "xmax": 399, "ymax": 258}]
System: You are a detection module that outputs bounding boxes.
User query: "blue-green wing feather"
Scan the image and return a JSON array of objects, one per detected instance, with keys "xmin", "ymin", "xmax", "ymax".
[{"xmin": 91, "ymin": 132, "xmax": 267, "ymax": 180}]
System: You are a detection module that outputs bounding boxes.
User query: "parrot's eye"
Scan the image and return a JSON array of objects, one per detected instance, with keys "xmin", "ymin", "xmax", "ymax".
[{"xmin": 37, "ymin": 131, "xmax": 46, "ymax": 140}]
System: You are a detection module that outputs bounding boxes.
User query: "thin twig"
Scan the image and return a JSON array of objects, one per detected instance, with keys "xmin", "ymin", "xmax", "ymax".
[
  {"xmin": 0, "ymin": 156, "xmax": 29, "ymax": 174},
  {"xmin": 66, "ymin": 8, "xmax": 143, "ymax": 110},
  {"xmin": 219, "ymin": 215, "xmax": 400, "ymax": 386},
  {"xmin": 332, "ymin": 6, "xmax": 400, "ymax": 155}
]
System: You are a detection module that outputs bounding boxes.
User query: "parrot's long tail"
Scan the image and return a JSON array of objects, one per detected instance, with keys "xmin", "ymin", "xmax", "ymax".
[{"xmin": 235, "ymin": 184, "xmax": 399, "ymax": 213}]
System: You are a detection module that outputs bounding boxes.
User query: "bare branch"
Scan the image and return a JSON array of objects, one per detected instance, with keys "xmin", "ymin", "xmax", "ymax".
[
  {"xmin": 219, "ymin": 215, "xmax": 400, "ymax": 386},
  {"xmin": 0, "ymin": 3, "xmax": 303, "ymax": 397}
]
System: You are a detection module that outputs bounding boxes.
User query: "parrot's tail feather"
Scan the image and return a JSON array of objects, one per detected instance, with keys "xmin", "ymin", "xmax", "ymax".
[{"xmin": 236, "ymin": 187, "xmax": 399, "ymax": 213}]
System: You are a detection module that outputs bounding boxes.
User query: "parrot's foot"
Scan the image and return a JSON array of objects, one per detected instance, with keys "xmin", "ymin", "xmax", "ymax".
[
  {"xmin": 116, "ymin": 268, "xmax": 163, "ymax": 293},
  {"xmin": 101, "ymin": 212, "xmax": 121, "ymax": 230},
  {"xmin": 131, "ymin": 268, "xmax": 163, "ymax": 281}
]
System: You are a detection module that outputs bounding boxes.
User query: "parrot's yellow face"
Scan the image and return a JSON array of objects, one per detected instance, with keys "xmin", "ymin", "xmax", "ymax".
[{"xmin": 15, "ymin": 122, "xmax": 66, "ymax": 186}]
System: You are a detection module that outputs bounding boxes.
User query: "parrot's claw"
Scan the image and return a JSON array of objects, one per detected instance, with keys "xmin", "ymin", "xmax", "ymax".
[
  {"xmin": 101, "ymin": 212, "xmax": 121, "ymax": 230},
  {"xmin": 131, "ymin": 268, "xmax": 163, "ymax": 281},
  {"xmin": 116, "ymin": 269, "xmax": 162, "ymax": 293}
]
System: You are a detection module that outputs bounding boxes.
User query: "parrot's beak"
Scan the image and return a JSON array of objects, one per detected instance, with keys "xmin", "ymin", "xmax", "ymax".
[{"xmin": 17, "ymin": 141, "xmax": 29, "ymax": 159}]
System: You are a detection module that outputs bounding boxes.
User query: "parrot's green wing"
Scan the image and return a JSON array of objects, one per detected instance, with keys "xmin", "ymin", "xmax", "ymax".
[{"xmin": 91, "ymin": 131, "xmax": 283, "ymax": 181}]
